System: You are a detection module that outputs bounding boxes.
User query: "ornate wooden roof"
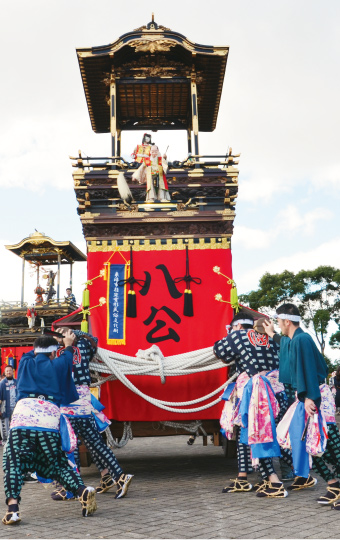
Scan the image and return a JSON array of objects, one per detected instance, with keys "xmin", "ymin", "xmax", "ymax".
[
  {"xmin": 5, "ymin": 231, "xmax": 87, "ymax": 265},
  {"xmin": 76, "ymin": 18, "xmax": 229, "ymax": 133}
]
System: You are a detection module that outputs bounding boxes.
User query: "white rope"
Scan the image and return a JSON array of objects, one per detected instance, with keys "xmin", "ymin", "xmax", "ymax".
[
  {"xmin": 105, "ymin": 422, "xmax": 133, "ymax": 449},
  {"xmin": 90, "ymin": 344, "xmax": 235, "ymax": 413},
  {"xmin": 159, "ymin": 420, "xmax": 208, "ymax": 437},
  {"xmin": 91, "ymin": 345, "xmax": 225, "ymax": 379}
]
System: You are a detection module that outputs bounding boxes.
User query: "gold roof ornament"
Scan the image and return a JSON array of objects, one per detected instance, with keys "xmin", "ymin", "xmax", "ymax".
[{"xmin": 5, "ymin": 231, "xmax": 87, "ymax": 265}]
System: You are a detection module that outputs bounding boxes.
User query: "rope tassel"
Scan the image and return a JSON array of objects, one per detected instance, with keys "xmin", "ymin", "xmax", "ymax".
[
  {"xmin": 213, "ymin": 266, "xmax": 240, "ymax": 313},
  {"xmin": 118, "ymin": 246, "xmax": 147, "ymax": 318},
  {"xmin": 174, "ymin": 246, "xmax": 201, "ymax": 317},
  {"xmin": 184, "ymin": 289, "xmax": 193, "ymax": 317},
  {"xmin": 127, "ymin": 290, "xmax": 136, "ymax": 318},
  {"xmin": 81, "ymin": 318, "xmax": 89, "ymax": 333},
  {"xmin": 230, "ymin": 285, "xmax": 239, "ymax": 312}
]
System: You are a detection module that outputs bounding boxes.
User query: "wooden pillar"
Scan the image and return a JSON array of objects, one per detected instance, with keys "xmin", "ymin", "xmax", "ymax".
[
  {"xmin": 21, "ymin": 258, "xmax": 25, "ymax": 307},
  {"xmin": 70, "ymin": 262, "xmax": 73, "ymax": 290},
  {"xmin": 117, "ymin": 130, "xmax": 121, "ymax": 157},
  {"xmin": 190, "ymin": 71, "xmax": 199, "ymax": 163},
  {"xmin": 57, "ymin": 253, "xmax": 61, "ymax": 303},
  {"xmin": 110, "ymin": 74, "xmax": 117, "ymax": 168},
  {"xmin": 187, "ymin": 128, "xmax": 192, "ymax": 155}
]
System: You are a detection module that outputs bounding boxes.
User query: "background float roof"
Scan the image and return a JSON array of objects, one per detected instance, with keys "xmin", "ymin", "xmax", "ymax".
[{"xmin": 5, "ymin": 231, "xmax": 87, "ymax": 265}]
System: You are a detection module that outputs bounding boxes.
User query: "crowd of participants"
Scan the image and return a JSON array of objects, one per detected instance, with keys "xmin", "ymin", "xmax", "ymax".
[
  {"xmin": 214, "ymin": 303, "xmax": 340, "ymax": 505},
  {"xmin": 1, "ymin": 302, "xmax": 340, "ymax": 526}
]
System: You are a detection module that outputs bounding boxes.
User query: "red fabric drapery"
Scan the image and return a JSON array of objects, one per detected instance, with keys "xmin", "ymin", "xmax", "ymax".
[{"xmin": 87, "ymin": 247, "xmax": 233, "ymax": 421}]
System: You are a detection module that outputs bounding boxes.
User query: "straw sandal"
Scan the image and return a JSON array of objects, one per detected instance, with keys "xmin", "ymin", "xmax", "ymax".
[
  {"xmin": 51, "ymin": 486, "xmax": 75, "ymax": 501},
  {"xmin": 96, "ymin": 473, "xmax": 115, "ymax": 494},
  {"xmin": 332, "ymin": 500, "xmax": 340, "ymax": 510},
  {"xmin": 78, "ymin": 487, "xmax": 97, "ymax": 517},
  {"xmin": 256, "ymin": 482, "xmax": 288, "ymax": 498},
  {"xmin": 115, "ymin": 474, "xmax": 134, "ymax": 499},
  {"xmin": 253, "ymin": 480, "xmax": 269, "ymax": 493},
  {"xmin": 2, "ymin": 511, "xmax": 21, "ymax": 526},
  {"xmin": 222, "ymin": 478, "xmax": 253, "ymax": 493},
  {"xmin": 318, "ymin": 484, "xmax": 340, "ymax": 505},
  {"xmin": 288, "ymin": 475, "xmax": 317, "ymax": 491}
]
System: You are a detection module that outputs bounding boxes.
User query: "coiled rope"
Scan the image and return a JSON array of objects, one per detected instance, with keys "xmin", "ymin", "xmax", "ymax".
[{"xmin": 90, "ymin": 345, "xmax": 235, "ymax": 413}]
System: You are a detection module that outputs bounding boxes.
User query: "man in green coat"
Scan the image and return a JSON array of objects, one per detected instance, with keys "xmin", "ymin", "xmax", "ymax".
[{"xmin": 264, "ymin": 303, "xmax": 340, "ymax": 507}]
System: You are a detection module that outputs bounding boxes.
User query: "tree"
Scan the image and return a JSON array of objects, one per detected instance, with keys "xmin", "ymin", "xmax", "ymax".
[
  {"xmin": 330, "ymin": 330, "xmax": 340, "ymax": 351},
  {"xmin": 239, "ymin": 265, "xmax": 340, "ymax": 356}
]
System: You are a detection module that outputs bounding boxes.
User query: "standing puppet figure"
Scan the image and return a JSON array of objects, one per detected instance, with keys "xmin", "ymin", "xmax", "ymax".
[
  {"xmin": 26, "ymin": 306, "xmax": 37, "ymax": 328},
  {"xmin": 133, "ymin": 144, "xmax": 170, "ymax": 202},
  {"xmin": 45, "ymin": 271, "xmax": 57, "ymax": 302},
  {"xmin": 131, "ymin": 133, "xmax": 153, "ymax": 163},
  {"xmin": 34, "ymin": 285, "xmax": 45, "ymax": 305}
]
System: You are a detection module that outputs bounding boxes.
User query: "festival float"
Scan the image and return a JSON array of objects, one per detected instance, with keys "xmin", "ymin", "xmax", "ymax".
[
  {"xmin": 0, "ymin": 232, "xmax": 86, "ymax": 371},
  {"xmin": 42, "ymin": 17, "xmax": 251, "ymax": 450}
]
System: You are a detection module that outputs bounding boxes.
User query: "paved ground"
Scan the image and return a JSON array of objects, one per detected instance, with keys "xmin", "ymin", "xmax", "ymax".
[{"xmin": 0, "ymin": 435, "xmax": 339, "ymax": 539}]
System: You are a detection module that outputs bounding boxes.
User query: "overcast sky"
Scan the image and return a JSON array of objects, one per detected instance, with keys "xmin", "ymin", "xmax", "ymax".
[{"xmin": 1, "ymin": 0, "xmax": 339, "ymax": 357}]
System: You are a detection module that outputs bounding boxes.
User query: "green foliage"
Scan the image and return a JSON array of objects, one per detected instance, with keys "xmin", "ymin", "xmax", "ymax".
[
  {"xmin": 323, "ymin": 353, "xmax": 338, "ymax": 372},
  {"xmin": 330, "ymin": 330, "xmax": 340, "ymax": 350},
  {"xmin": 239, "ymin": 265, "xmax": 340, "ymax": 355}
]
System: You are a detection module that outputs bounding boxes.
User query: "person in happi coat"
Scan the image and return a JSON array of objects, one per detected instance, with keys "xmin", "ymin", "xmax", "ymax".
[
  {"xmin": 2, "ymin": 331, "xmax": 97, "ymax": 526},
  {"xmin": 333, "ymin": 366, "xmax": 340, "ymax": 413},
  {"xmin": 214, "ymin": 311, "xmax": 293, "ymax": 499},
  {"xmin": 65, "ymin": 288, "xmax": 76, "ymax": 305},
  {"xmin": 264, "ymin": 303, "xmax": 340, "ymax": 507},
  {"xmin": 50, "ymin": 328, "xmax": 133, "ymax": 502},
  {"xmin": 0, "ymin": 366, "xmax": 17, "ymax": 442}
]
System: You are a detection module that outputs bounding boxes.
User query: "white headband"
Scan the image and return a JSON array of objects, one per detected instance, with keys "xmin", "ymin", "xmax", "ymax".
[
  {"xmin": 35, "ymin": 346, "xmax": 58, "ymax": 353},
  {"xmin": 232, "ymin": 319, "xmax": 253, "ymax": 326},
  {"xmin": 275, "ymin": 313, "xmax": 301, "ymax": 322}
]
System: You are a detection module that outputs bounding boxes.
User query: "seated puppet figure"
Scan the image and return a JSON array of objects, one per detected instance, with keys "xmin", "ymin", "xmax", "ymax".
[
  {"xmin": 131, "ymin": 133, "xmax": 152, "ymax": 164},
  {"xmin": 133, "ymin": 144, "xmax": 170, "ymax": 202}
]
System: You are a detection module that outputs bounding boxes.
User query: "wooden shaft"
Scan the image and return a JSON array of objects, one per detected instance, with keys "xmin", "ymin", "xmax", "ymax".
[
  {"xmin": 57, "ymin": 253, "xmax": 61, "ymax": 303},
  {"xmin": 21, "ymin": 258, "xmax": 25, "ymax": 307},
  {"xmin": 117, "ymin": 130, "xmax": 121, "ymax": 157},
  {"xmin": 187, "ymin": 128, "xmax": 192, "ymax": 154},
  {"xmin": 190, "ymin": 73, "xmax": 199, "ymax": 159},
  {"xmin": 110, "ymin": 75, "xmax": 117, "ymax": 165}
]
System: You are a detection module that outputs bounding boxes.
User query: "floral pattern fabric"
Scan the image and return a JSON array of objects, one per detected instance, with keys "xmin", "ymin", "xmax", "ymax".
[
  {"xmin": 320, "ymin": 383, "xmax": 336, "ymax": 424},
  {"xmin": 220, "ymin": 369, "xmax": 282, "ymax": 444},
  {"xmin": 10, "ymin": 397, "xmax": 77, "ymax": 454},
  {"xmin": 276, "ymin": 400, "xmax": 298, "ymax": 449},
  {"xmin": 10, "ymin": 398, "xmax": 60, "ymax": 431},
  {"xmin": 306, "ymin": 411, "xmax": 328, "ymax": 457},
  {"xmin": 61, "ymin": 385, "xmax": 92, "ymax": 417},
  {"xmin": 247, "ymin": 372, "xmax": 280, "ymax": 445},
  {"xmin": 220, "ymin": 372, "xmax": 250, "ymax": 440},
  {"xmin": 277, "ymin": 396, "xmax": 328, "ymax": 457}
]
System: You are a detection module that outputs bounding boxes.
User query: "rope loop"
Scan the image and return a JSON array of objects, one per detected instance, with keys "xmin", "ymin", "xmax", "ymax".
[
  {"xmin": 89, "ymin": 345, "xmax": 236, "ymax": 413},
  {"xmin": 136, "ymin": 345, "xmax": 166, "ymax": 383}
]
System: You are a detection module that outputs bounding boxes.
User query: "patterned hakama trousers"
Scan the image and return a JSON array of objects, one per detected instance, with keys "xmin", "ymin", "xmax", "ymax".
[{"xmin": 3, "ymin": 428, "xmax": 84, "ymax": 503}]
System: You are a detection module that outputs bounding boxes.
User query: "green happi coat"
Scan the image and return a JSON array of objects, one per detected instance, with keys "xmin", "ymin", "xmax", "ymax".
[{"xmin": 279, "ymin": 327, "xmax": 328, "ymax": 407}]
